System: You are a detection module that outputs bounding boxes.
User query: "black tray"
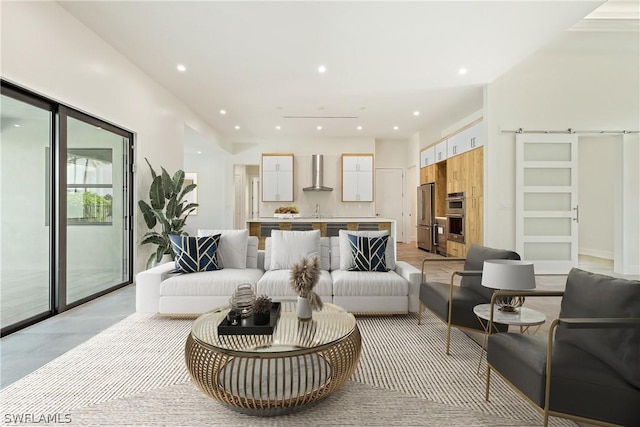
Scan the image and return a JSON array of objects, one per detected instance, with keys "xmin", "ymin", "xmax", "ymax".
[{"xmin": 218, "ymin": 302, "xmax": 282, "ymax": 335}]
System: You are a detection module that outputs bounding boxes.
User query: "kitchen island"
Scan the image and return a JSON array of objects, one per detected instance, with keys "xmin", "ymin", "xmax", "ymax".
[{"xmin": 247, "ymin": 217, "xmax": 396, "ymax": 250}]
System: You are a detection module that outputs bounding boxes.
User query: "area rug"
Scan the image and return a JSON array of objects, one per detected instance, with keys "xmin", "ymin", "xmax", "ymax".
[{"xmin": 0, "ymin": 312, "xmax": 574, "ymax": 426}]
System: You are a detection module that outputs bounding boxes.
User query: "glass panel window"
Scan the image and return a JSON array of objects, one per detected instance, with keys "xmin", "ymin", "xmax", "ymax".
[
  {"xmin": 67, "ymin": 148, "xmax": 113, "ymax": 224},
  {"xmin": 66, "ymin": 116, "xmax": 129, "ymax": 304},
  {"xmin": 0, "ymin": 93, "xmax": 53, "ymax": 330}
]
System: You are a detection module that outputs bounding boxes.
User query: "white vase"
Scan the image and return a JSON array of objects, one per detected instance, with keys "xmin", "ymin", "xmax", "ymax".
[{"xmin": 296, "ymin": 296, "xmax": 312, "ymax": 321}]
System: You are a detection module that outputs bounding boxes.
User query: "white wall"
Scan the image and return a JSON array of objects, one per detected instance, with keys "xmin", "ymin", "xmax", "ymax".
[
  {"xmin": 578, "ymin": 136, "xmax": 616, "ymax": 259},
  {"xmin": 233, "ymin": 137, "xmax": 377, "ymax": 218},
  {"xmin": 183, "ymin": 126, "xmax": 233, "ymax": 236},
  {"xmin": 484, "ymin": 30, "xmax": 639, "ymax": 274},
  {"xmin": 1, "ymin": 2, "xmax": 229, "ymax": 274}
]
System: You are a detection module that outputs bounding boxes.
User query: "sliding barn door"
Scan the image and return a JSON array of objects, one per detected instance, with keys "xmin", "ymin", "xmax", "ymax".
[{"xmin": 516, "ymin": 134, "xmax": 578, "ymax": 274}]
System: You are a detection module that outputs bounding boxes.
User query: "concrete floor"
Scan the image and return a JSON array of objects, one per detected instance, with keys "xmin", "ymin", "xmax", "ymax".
[{"xmin": 1, "ymin": 284, "xmax": 135, "ymax": 389}]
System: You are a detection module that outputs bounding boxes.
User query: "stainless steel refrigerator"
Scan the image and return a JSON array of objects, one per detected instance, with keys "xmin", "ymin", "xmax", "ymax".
[{"xmin": 417, "ymin": 183, "xmax": 435, "ymax": 252}]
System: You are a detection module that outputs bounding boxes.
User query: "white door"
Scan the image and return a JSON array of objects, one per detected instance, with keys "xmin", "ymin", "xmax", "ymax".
[
  {"xmin": 516, "ymin": 134, "xmax": 578, "ymax": 274},
  {"xmin": 375, "ymin": 168, "xmax": 404, "ymax": 242},
  {"xmin": 407, "ymin": 165, "xmax": 417, "ymax": 243}
]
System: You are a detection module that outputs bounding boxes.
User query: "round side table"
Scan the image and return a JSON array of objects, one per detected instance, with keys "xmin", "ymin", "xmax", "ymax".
[{"xmin": 473, "ymin": 303, "xmax": 546, "ymax": 374}]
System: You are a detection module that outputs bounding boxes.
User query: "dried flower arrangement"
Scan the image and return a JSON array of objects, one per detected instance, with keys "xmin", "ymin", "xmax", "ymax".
[{"xmin": 289, "ymin": 256, "xmax": 323, "ymax": 311}]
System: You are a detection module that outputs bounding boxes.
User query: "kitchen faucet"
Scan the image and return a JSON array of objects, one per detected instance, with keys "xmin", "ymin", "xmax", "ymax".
[{"xmin": 315, "ymin": 204, "xmax": 321, "ymax": 218}]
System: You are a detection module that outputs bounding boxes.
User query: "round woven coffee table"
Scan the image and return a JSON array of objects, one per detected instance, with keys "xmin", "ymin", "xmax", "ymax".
[{"xmin": 185, "ymin": 301, "xmax": 362, "ymax": 416}]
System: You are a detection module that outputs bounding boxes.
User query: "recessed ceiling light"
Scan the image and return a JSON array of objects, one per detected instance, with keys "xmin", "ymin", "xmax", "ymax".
[
  {"xmin": 317, "ymin": 125, "xmax": 322, "ymax": 130},
  {"xmin": 357, "ymin": 126, "xmax": 363, "ymax": 131},
  {"xmin": 177, "ymin": 64, "xmax": 186, "ymax": 72},
  {"xmin": 13, "ymin": 124, "xmax": 20, "ymax": 128},
  {"xmin": 275, "ymin": 125, "xmax": 281, "ymax": 130},
  {"xmin": 393, "ymin": 126, "xmax": 399, "ymax": 130},
  {"xmin": 234, "ymin": 125, "xmax": 240, "ymax": 130},
  {"xmin": 459, "ymin": 68, "xmax": 468, "ymax": 75},
  {"xmin": 318, "ymin": 65, "xmax": 327, "ymax": 73},
  {"xmin": 197, "ymin": 151, "xmax": 202, "ymax": 154},
  {"xmin": 413, "ymin": 111, "xmax": 420, "ymax": 116},
  {"xmin": 220, "ymin": 109, "xmax": 226, "ymax": 115}
]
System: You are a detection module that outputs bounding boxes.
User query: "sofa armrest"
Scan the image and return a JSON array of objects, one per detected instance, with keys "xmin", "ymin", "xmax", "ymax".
[
  {"xmin": 395, "ymin": 261, "xmax": 422, "ymax": 312},
  {"xmin": 135, "ymin": 262, "xmax": 176, "ymax": 313},
  {"xmin": 557, "ymin": 317, "xmax": 640, "ymax": 329}
]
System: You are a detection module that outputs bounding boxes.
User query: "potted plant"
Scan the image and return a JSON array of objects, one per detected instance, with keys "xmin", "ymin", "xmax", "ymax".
[
  {"xmin": 290, "ymin": 257, "xmax": 323, "ymax": 320},
  {"xmin": 252, "ymin": 295, "xmax": 273, "ymax": 325},
  {"xmin": 138, "ymin": 158, "xmax": 198, "ymax": 268}
]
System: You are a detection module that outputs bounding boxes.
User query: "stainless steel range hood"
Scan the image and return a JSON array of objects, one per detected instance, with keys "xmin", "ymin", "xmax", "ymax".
[{"xmin": 303, "ymin": 154, "xmax": 333, "ymax": 192}]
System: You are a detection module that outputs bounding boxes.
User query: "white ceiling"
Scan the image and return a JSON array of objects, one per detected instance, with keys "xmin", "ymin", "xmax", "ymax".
[{"xmin": 59, "ymin": 1, "xmax": 607, "ymax": 142}]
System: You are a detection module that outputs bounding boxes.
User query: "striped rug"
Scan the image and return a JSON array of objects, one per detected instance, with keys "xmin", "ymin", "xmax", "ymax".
[{"xmin": 0, "ymin": 312, "xmax": 574, "ymax": 426}]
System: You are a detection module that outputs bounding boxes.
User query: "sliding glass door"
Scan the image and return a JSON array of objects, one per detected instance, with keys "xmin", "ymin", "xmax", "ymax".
[
  {"xmin": 0, "ymin": 81, "xmax": 134, "ymax": 336},
  {"xmin": 0, "ymin": 91, "xmax": 54, "ymax": 330},
  {"xmin": 65, "ymin": 113, "xmax": 132, "ymax": 305}
]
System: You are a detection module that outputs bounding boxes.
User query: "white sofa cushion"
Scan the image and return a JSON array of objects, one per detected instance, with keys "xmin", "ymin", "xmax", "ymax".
[
  {"xmin": 160, "ymin": 268, "xmax": 263, "ymax": 297},
  {"xmin": 332, "ymin": 232, "xmax": 396, "ymax": 271},
  {"xmin": 198, "ymin": 229, "xmax": 249, "ymax": 269},
  {"xmin": 331, "ymin": 269, "xmax": 408, "ymax": 297},
  {"xmin": 269, "ymin": 230, "xmax": 320, "ymax": 270},
  {"xmin": 257, "ymin": 269, "xmax": 333, "ymax": 297},
  {"xmin": 264, "ymin": 236, "xmax": 330, "ymax": 271}
]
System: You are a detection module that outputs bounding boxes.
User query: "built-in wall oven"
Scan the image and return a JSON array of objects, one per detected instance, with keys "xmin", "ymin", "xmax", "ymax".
[
  {"xmin": 446, "ymin": 192, "xmax": 465, "ymax": 243},
  {"xmin": 446, "ymin": 192, "xmax": 465, "ymax": 215}
]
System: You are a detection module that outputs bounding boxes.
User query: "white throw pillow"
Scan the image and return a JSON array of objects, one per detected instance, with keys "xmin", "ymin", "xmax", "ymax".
[
  {"xmin": 269, "ymin": 230, "xmax": 321, "ymax": 270},
  {"xmin": 338, "ymin": 229, "xmax": 395, "ymax": 270},
  {"xmin": 197, "ymin": 229, "xmax": 249, "ymax": 269}
]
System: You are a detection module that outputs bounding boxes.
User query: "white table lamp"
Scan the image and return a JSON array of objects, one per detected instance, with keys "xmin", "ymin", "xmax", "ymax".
[{"xmin": 481, "ymin": 259, "xmax": 536, "ymax": 312}]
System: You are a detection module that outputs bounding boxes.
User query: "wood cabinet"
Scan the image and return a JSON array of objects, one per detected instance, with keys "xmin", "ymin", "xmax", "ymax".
[
  {"xmin": 466, "ymin": 195, "xmax": 483, "ymax": 246},
  {"xmin": 467, "ymin": 146, "xmax": 483, "ymax": 197},
  {"xmin": 420, "ymin": 164, "xmax": 436, "ymax": 184},
  {"xmin": 262, "ymin": 154, "xmax": 294, "ymax": 202},
  {"xmin": 447, "ymin": 240, "xmax": 467, "ymax": 258},
  {"xmin": 342, "ymin": 154, "xmax": 373, "ymax": 202},
  {"xmin": 446, "ymin": 151, "xmax": 467, "ymax": 193}
]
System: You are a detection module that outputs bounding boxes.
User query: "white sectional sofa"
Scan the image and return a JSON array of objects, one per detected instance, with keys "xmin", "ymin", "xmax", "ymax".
[
  {"xmin": 136, "ymin": 230, "xmax": 264, "ymax": 315},
  {"xmin": 135, "ymin": 229, "xmax": 421, "ymax": 315}
]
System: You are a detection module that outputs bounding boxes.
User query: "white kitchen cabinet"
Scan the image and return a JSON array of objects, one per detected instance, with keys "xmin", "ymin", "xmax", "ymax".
[
  {"xmin": 447, "ymin": 120, "xmax": 485, "ymax": 158},
  {"xmin": 342, "ymin": 154, "xmax": 374, "ymax": 201},
  {"xmin": 435, "ymin": 140, "xmax": 448, "ymax": 163},
  {"xmin": 420, "ymin": 146, "xmax": 436, "ymax": 167},
  {"xmin": 262, "ymin": 154, "xmax": 294, "ymax": 202}
]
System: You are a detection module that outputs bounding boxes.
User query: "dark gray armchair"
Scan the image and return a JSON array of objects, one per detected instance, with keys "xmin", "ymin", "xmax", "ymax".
[
  {"xmin": 418, "ymin": 244, "xmax": 521, "ymax": 354},
  {"xmin": 485, "ymin": 268, "xmax": 640, "ymax": 427}
]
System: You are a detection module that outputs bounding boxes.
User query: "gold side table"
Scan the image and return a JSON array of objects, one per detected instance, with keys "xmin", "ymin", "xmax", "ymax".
[{"xmin": 185, "ymin": 301, "xmax": 362, "ymax": 416}]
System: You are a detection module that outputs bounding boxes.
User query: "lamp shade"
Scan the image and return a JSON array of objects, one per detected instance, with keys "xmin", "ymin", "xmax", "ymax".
[{"xmin": 481, "ymin": 259, "xmax": 536, "ymax": 290}]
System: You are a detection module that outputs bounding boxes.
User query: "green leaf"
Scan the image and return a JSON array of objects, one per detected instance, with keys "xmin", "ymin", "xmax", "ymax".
[
  {"xmin": 149, "ymin": 176, "xmax": 165, "ymax": 210},
  {"xmin": 138, "ymin": 200, "xmax": 157, "ymax": 229},
  {"xmin": 172, "ymin": 170, "xmax": 185, "ymax": 195},
  {"xmin": 145, "ymin": 252, "xmax": 156, "ymax": 269},
  {"xmin": 141, "ymin": 234, "xmax": 165, "ymax": 246},
  {"xmin": 144, "ymin": 157, "xmax": 157, "ymax": 180},
  {"xmin": 177, "ymin": 183, "xmax": 197, "ymax": 203},
  {"xmin": 165, "ymin": 195, "xmax": 178, "ymax": 220},
  {"xmin": 179, "ymin": 203, "xmax": 199, "ymax": 217},
  {"xmin": 160, "ymin": 168, "xmax": 173, "ymax": 198}
]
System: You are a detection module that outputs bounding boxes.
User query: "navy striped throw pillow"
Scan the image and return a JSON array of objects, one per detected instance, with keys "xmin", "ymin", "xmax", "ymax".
[
  {"xmin": 347, "ymin": 234, "xmax": 389, "ymax": 272},
  {"xmin": 169, "ymin": 234, "xmax": 222, "ymax": 273}
]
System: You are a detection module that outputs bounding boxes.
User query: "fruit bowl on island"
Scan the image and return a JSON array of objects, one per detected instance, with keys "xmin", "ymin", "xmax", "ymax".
[{"xmin": 274, "ymin": 205, "xmax": 300, "ymax": 219}]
